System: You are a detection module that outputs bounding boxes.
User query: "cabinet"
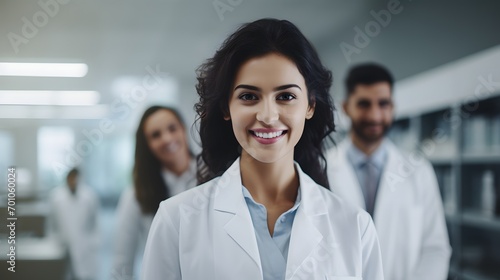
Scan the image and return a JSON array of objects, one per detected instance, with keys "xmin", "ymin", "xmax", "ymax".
[{"xmin": 389, "ymin": 94, "xmax": 500, "ymax": 280}]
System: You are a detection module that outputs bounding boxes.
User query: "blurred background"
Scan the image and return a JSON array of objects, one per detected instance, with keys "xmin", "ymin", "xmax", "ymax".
[{"xmin": 0, "ymin": 0, "xmax": 499, "ymax": 279}]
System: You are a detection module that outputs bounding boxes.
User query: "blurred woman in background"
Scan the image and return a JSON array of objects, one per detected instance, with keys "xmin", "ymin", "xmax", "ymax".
[{"xmin": 112, "ymin": 105, "xmax": 197, "ymax": 280}]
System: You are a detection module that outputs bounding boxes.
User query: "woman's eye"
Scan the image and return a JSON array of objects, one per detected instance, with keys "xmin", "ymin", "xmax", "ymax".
[
  {"xmin": 168, "ymin": 124, "xmax": 178, "ymax": 133},
  {"xmin": 238, "ymin": 93, "xmax": 257, "ymax": 101},
  {"xmin": 277, "ymin": 93, "xmax": 296, "ymax": 101},
  {"xmin": 151, "ymin": 131, "xmax": 160, "ymax": 139}
]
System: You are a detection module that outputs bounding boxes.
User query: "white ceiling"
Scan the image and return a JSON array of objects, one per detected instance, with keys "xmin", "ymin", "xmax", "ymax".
[
  {"xmin": 0, "ymin": 0, "xmax": 365, "ymax": 92},
  {"xmin": 1, "ymin": 0, "xmax": 499, "ymax": 127}
]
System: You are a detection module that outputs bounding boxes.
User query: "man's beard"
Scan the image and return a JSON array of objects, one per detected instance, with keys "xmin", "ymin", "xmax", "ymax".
[{"xmin": 351, "ymin": 121, "xmax": 391, "ymax": 144}]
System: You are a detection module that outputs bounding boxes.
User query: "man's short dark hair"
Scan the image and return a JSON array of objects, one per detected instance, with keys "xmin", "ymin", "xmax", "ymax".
[
  {"xmin": 345, "ymin": 63, "xmax": 394, "ymax": 97},
  {"xmin": 67, "ymin": 168, "xmax": 79, "ymax": 178}
]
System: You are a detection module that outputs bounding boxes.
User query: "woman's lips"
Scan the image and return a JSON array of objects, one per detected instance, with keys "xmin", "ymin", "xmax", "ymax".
[
  {"xmin": 163, "ymin": 142, "xmax": 180, "ymax": 153},
  {"xmin": 249, "ymin": 129, "xmax": 287, "ymax": 145}
]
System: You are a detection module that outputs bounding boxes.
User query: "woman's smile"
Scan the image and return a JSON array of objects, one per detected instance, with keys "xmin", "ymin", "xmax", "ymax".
[
  {"xmin": 249, "ymin": 129, "xmax": 288, "ymax": 144},
  {"xmin": 227, "ymin": 53, "xmax": 314, "ymax": 163}
]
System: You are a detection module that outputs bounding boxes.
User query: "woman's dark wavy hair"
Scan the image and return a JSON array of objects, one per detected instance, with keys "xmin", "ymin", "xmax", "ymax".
[
  {"xmin": 194, "ymin": 18, "xmax": 335, "ymax": 188},
  {"xmin": 134, "ymin": 105, "xmax": 192, "ymax": 214}
]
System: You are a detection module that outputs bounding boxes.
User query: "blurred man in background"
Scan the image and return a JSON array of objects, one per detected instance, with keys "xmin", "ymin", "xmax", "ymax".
[
  {"xmin": 326, "ymin": 63, "xmax": 451, "ymax": 280},
  {"xmin": 49, "ymin": 168, "xmax": 100, "ymax": 280}
]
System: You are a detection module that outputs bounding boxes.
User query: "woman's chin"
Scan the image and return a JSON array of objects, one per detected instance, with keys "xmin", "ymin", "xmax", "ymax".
[{"xmin": 243, "ymin": 150, "xmax": 290, "ymax": 165}]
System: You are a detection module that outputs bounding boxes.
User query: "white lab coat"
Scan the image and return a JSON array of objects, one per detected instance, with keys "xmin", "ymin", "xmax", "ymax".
[
  {"xmin": 326, "ymin": 138, "xmax": 452, "ymax": 280},
  {"xmin": 111, "ymin": 188, "xmax": 155, "ymax": 280},
  {"xmin": 141, "ymin": 157, "xmax": 384, "ymax": 280},
  {"xmin": 112, "ymin": 160, "xmax": 197, "ymax": 280},
  {"xmin": 49, "ymin": 184, "xmax": 100, "ymax": 280}
]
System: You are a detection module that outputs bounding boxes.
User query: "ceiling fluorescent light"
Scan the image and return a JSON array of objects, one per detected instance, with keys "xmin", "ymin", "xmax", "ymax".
[
  {"xmin": 0, "ymin": 90, "xmax": 100, "ymax": 106},
  {"xmin": 0, "ymin": 105, "xmax": 109, "ymax": 119},
  {"xmin": 0, "ymin": 62, "xmax": 88, "ymax": 77}
]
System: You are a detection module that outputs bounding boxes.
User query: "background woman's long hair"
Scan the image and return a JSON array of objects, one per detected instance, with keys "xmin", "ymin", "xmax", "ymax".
[
  {"xmin": 195, "ymin": 18, "xmax": 335, "ymax": 188},
  {"xmin": 134, "ymin": 106, "xmax": 191, "ymax": 214}
]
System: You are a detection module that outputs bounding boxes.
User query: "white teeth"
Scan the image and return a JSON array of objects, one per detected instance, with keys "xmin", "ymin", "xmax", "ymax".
[
  {"xmin": 166, "ymin": 143, "xmax": 179, "ymax": 153},
  {"xmin": 254, "ymin": 130, "xmax": 284, "ymax": 139}
]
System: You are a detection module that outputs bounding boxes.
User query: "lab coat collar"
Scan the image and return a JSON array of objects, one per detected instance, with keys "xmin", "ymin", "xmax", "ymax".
[
  {"xmin": 161, "ymin": 159, "xmax": 196, "ymax": 182},
  {"xmin": 213, "ymin": 158, "xmax": 261, "ymax": 271},
  {"xmin": 213, "ymin": 157, "xmax": 328, "ymax": 279},
  {"xmin": 286, "ymin": 162, "xmax": 328, "ymax": 279},
  {"xmin": 213, "ymin": 157, "xmax": 328, "ymax": 216},
  {"xmin": 213, "ymin": 157, "xmax": 245, "ymax": 214},
  {"xmin": 60, "ymin": 183, "xmax": 82, "ymax": 198},
  {"xmin": 368, "ymin": 139, "xmax": 399, "ymax": 223},
  {"xmin": 346, "ymin": 138, "xmax": 388, "ymax": 171},
  {"xmin": 294, "ymin": 162, "xmax": 328, "ymax": 216},
  {"xmin": 335, "ymin": 137, "xmax": 406, "ymax": 222},
  {"xmin": 376, "ymin": 139, "xmax": 406, "ymax": 198},
  {"xmin": 328, "ymin": 139, "xmax": 367, "ymax": 209}
]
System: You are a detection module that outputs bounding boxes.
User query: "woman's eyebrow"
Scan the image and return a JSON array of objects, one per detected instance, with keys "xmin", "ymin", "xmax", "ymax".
[
  {"xmin": 234, "ymin": 84, "xmax": 260, "ymax": 91},
  {"xmin": 274, "ymin": 84, "xmax": 301, "ymax": 91},
  {"xmin": 234, "ymin": 84, "xmax": 302, "ymax": 91}
]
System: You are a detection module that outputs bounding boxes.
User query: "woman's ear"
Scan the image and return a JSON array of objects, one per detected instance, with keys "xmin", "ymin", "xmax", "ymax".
[
  {"xmin": 222, "ymin": 106, "xmax": 231, "ymax": 120},
  {"xmin": 223, "ymin": 110, "xmax": 231, "ymax": 121},
  {"xmin": 306, "ymin": 101, "xmax": 315, "ymax": 120}
]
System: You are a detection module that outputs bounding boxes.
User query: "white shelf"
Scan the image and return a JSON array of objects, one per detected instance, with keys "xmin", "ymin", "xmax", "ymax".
[
  {"xmin": 428, "ymin": 157, "xmax": 457, "ymax": 165},
  {"xmin": 462, "ymin": 152, "xmax": 500, "ymax": 164},
  {"xmin": 449, "ymin": 265, "xmax": 500, "ymax": 280},
  {"xmin": 462, "ymin": 211, "xmax": 500, "ymax": 231},
  {"xmin": 461, "ymin": 268, "xmax": 500, "ymax": 280},
  {"xmin": 395, "ymin": 45, "xmax": 500, "ymax": 118}
]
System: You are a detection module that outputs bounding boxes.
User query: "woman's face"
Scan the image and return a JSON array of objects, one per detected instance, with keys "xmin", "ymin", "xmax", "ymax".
[
  {"xmin": 143, "ymin": 109, "xmax": 189, "ymax": 167},
  {"xmin": 227, "ymin": 53, "xmax": 314, "ymax": 164}
]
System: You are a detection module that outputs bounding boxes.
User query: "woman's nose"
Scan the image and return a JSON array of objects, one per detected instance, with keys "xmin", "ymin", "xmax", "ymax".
[
  {"xmin": 256, "ymin": 101, "xmax": 279, "ymax": 125},
  {"xmin": 161, "ymin": 131, "xmax": 173, "ymax": 143}
]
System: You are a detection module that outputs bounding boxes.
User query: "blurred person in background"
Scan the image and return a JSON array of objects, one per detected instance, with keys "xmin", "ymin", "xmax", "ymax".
[
  {"xmin": 48, "ymin": 167, "xmax": 100, "ymax": 280},
  {"xmin": 112, "ymin": 105, "xmax": 197, "ymax": 279},
  {"xmin": 326, "ymin": 63, "xmax": 451, "ymax": 280}
]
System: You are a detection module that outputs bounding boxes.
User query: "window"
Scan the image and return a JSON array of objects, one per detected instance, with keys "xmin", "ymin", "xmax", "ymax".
[
  {"xmin": 0, "ymin": 130, "xmax": 14, "ymax": 193},
  {"xmin": 37, "ymin": 127, "xmax": 75, "ymax": 190}
]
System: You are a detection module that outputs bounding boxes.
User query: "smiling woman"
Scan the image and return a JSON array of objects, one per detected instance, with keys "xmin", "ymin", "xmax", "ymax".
[
  {"xmin": 112, "ymin": 106, "xmax": 197, "ymax": 280},
  {"xmin": 194, "ymin": 19, "xmax": 335, "ymax": 188},
  {"xmin": 141, "ymin": 19, "xmax": 384, "ymax": 280},
  {"xmin": 227, "ymin": 53, "xmax": 314, "ymax": 165}
]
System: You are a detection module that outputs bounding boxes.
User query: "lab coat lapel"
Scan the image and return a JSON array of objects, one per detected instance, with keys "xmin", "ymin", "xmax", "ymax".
[
  {"xmin": 328, "ymin": 139, "xmax": 366, "ymax": 209},
  {"xmin": 286, "ymin": 164, "xmax": 327, "ymax": 279},
  {"xmin": 213, "ymin": 158, "xmax": 262, "ymax": 276},
  {"xmin": 374, "ymin": 140, "xmax": 427, "ymax": 277},
  {"xmin": 373, "ymin": 141, "xmax": 405, "ymax": 224}
]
